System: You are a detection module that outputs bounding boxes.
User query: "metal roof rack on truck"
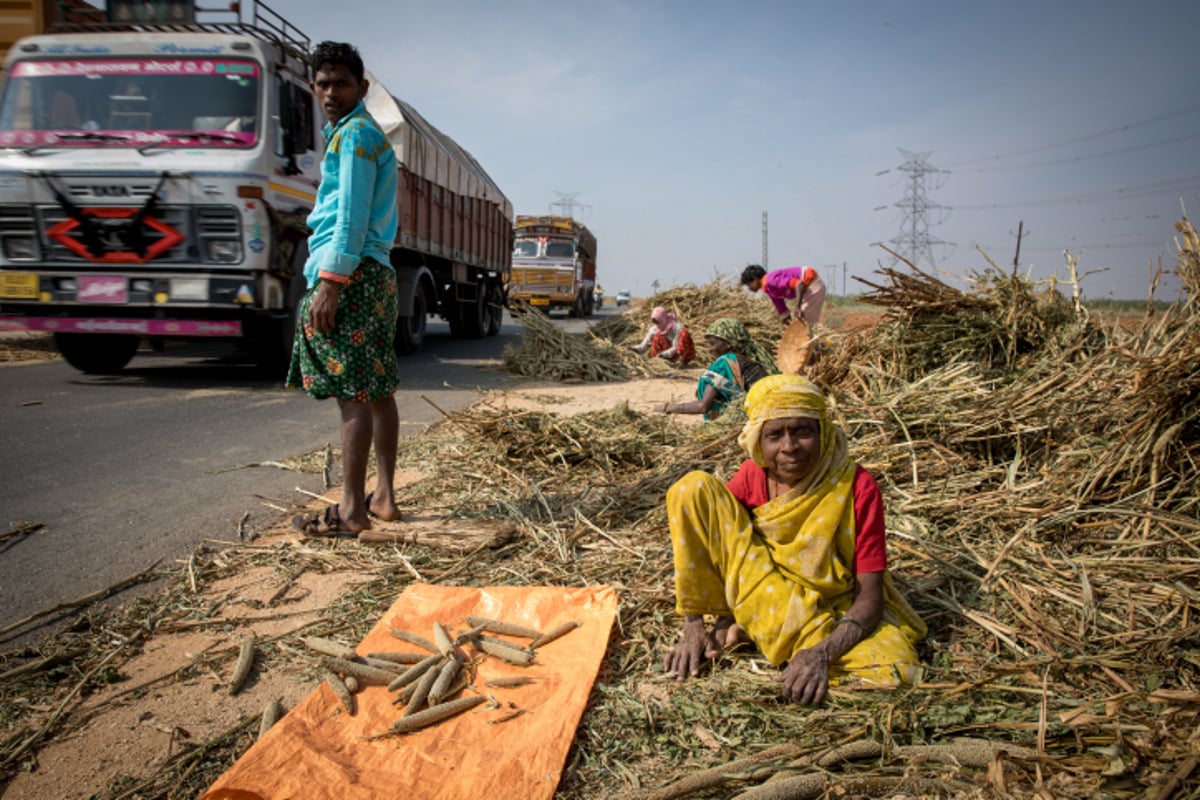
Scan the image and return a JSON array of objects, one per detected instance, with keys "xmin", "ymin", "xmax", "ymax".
[{"xmin": 47, "ymin": 0, "xmax": 311, "ymax": 76}]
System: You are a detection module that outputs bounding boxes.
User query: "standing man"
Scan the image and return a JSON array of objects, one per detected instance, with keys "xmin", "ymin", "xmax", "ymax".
[
  {"xmin": 288, "ymin": 41, "xmax": 401, "ymax": 536},
  {"xmin": 740, "ymin": 264, "xmax": 827, "ymax": 329}
]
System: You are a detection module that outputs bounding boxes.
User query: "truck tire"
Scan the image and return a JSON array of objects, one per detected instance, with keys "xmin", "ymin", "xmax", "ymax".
[
  {"xmin": 584, "ymin": 289, "xmax": 595, "ymax": 317},
  {"xmin": 452, "ymin": 285, "xmax": 487, "ymax": 339},
  {"xmin": 54, "ymin": 332, "xmax": 140, "ymax": 374},
  {"xmin": 395, "ymin": 284, "xmax": 428, "ymax": 355},
  {"xmin": 254, "ymin": 273, "xmax": 307, "ymax": 378},
  {"xmin": 485, "ymin": 283, "xmax": 503, "ymax": 336}
]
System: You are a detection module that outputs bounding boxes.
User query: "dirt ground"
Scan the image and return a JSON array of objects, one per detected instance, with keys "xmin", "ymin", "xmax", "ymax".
[
  {"xmin": 1, "ymin": 292, "xmax": 1169, "ymax": 797},
  {"xmin": 0, "ymin": 306, "xmax": 940, "ymax": 798},
  {"xmin": 0, "ymin": 361, "xmax": 709, "ymax": 799}
]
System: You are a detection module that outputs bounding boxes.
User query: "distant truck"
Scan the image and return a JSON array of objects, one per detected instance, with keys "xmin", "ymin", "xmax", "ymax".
[
  {"xmin": 0, "ymin": 0, "xmax": 512, "ymax": 373},
  {"xmin": 508, "ymin": 214, "xmax": 596, "ymax": 316}
]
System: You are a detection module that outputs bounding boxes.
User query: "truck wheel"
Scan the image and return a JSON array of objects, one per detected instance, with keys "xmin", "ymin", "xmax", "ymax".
[
  {"xmin": 485, "ymin": 284, "xmax": 503, "ymax": 336},
  {"xmin": 453, "ymin": 286, "xmax": 487, "ymax": 339},
  {"xmin": 254, "ymin": 274, "xmax": 307, "ymax": 378},
  {"xmin": 54, "ymin": 333, "xmax": 140, "ymax": 374},
  {"xmin": 395, "ymin": 285, "xmax": 427, "ymax": 355},
  {"xmin": 584, "ymin": 289, "xmax": 595, "ymax": 317}
]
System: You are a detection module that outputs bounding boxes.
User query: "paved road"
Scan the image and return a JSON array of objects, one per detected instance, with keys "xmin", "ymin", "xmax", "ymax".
[{"xmin": 0, "ymin": 309, "xmax": 607, "ymax": 644}]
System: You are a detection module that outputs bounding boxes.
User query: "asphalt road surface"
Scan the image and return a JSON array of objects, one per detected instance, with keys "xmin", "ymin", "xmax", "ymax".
[{"xmin": 0, "ymin": 308, "xmax": 609, "ymax": 646}]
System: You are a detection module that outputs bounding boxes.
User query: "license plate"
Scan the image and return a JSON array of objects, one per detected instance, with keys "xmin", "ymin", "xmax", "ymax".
[
  {"xmin": 0, "ymin": 272, "xmax": 38, "ymax": 299},
  {"xmin": 530, "ymin": 297, "xmax": 550, "ymax": 306}
]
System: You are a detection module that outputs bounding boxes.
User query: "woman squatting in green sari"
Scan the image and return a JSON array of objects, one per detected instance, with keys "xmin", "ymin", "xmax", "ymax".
[{"xmin": 658, "ymin": 318, "xmax": 779, "ymax": 420}]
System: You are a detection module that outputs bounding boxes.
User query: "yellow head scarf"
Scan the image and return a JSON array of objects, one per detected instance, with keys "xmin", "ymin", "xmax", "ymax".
[{"xmin": 736, "ymin": 374, "xmax": 849, "ymax": 493}]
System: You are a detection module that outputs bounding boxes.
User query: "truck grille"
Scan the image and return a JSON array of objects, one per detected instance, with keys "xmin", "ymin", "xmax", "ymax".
[
  {"xmin": 58, "ymin": 179, "xmax": 162, "ymax": 202},
  {"xmin": 34, "ymin": 204, "xmax": 239, "ymax": 266}
]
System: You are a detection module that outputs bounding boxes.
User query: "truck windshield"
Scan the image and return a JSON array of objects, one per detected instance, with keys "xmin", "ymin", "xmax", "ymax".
[
  {"xmin": 0, "ymin": 58, "xmax": 260, "ymax": 149},
  {"xmin": 544, "ymin": 241, "xmax": 574, "ymax": 258},
  {"xmin": 513, "ymin": 239, "xmax": 538, "ymax": 257}
]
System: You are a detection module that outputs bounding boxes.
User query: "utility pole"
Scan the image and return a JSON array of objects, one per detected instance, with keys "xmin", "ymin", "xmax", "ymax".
[
  {"xmin": 761, "ymin": 210, "xmax": 768, "ymax": 269},
  {"xmin": 842, "ymin": 262, "xmax": 847, "ymax": 297},
  {"xmin": 1011, "ymin": 220, "xmax": 1027, "ymax": 278}
]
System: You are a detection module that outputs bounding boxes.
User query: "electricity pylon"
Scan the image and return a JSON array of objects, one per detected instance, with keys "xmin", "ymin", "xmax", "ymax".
[
  {"xmin": 881, "ymin": 149, "xmax": 954, "ymax": 269},
  {"xmin": 550, "ymin": 191, "xmax": 591, "ymax": 219}
]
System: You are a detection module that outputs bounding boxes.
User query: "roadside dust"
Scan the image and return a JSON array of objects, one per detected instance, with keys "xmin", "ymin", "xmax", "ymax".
[{"xmin": 2, "ymin": 368, "xmax": 710, "ymax": 799}]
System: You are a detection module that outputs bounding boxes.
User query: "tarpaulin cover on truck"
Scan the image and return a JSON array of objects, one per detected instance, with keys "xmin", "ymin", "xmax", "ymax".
[
  {"xmin": 202, "ymin": 583, "xmax": 618, "ymax": 800},
  {"xmin": 364, "ymin": 71, "xmax": 513, "ymax": 223}
]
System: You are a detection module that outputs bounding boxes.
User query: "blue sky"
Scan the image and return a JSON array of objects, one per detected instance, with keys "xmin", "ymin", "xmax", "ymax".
[{"xmin": 281, "ymin": 0, "xmax": 1198, "ymax": 301}]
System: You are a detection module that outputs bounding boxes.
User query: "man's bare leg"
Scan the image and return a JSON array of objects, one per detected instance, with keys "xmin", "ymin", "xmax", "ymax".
[
  {"xmin": 336, "ymin": 398, "xmax": 373, "ymax": 532},
  {"xmin": 368, "ymin": 394, "xmax": 401, "ymax": 521}
]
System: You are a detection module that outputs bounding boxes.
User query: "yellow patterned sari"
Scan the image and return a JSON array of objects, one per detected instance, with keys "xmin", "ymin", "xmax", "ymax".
[{"xmin": 666, "ymin": 375, "xmax": 926, "ymax": 685}]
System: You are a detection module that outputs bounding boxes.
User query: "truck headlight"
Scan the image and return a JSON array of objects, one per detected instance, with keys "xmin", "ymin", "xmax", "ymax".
[
  {"xmin": 2, "ymin": 235, "xmax": 38, "ymax": 260},
  {"xmin": 206, "ymin": 240, "xmax": 241, "ymax": 263}
]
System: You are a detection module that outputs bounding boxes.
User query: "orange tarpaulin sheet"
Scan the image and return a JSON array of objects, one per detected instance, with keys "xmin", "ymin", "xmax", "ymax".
[{"xmin": 203, "ymin": 583, "xmax": 618, "ymax": 800}]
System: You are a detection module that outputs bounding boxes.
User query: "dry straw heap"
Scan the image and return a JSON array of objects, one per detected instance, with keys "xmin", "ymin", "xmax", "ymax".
[{"xmin": 0, "ymin": 220, "xmax": 1197, "ymax": 799}]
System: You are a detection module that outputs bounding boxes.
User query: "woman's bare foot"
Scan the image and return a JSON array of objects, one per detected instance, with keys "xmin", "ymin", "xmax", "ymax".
[
  {"xmin": 712, "ymin": 617, "xmax": 750, "ymax": 649},
  {"xmin": 723, "ymin": 623, "xmax": 750, "ymax": 648}
]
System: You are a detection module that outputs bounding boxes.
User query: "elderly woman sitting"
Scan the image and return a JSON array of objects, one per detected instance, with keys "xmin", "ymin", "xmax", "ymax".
[{"xmin": 662, "ymin": 374, "xmax": 926, "ymax": 704}]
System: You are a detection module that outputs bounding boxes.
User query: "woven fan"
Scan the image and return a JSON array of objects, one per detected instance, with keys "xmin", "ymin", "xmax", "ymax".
[{"xmin": 776, "ymin": 319, "xmax": 812, "ymax": 374}]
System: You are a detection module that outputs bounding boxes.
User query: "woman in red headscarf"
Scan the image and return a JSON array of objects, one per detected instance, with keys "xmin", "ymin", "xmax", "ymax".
[{"xmin": 631, "ymin": 306, "xmax": 696, "ymax": 366}]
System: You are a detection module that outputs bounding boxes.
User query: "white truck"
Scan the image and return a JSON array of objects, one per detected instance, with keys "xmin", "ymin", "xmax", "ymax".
[{"xmin": 0, "ymin": 0, "xmax": 512, "ymax": 373}]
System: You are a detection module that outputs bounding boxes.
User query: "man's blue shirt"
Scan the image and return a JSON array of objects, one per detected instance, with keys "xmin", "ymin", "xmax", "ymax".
[{"xmin": 304, "ymin": 100, "xmax": 398, "ymax": 287}]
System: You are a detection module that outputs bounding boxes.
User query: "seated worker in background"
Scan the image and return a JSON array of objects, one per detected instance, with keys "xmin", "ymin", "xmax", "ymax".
[
  {"xmin": 741, "ymin": 264, "xmax": 827, "ymax": 329},
  {"xmin": 659, "ymin": 318, "xmax": 778, "ymax": 420},
  {"xmin": 632, "ymin": 306, "xmax": 695, "ymax": 366},
  {"xmin": 662, "ymin": 374, "xmax": 927, "ymax": 705}
]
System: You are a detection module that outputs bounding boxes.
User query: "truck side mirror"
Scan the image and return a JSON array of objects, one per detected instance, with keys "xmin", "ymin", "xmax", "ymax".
[{"xmin": 280, "ymin": 83, "xmax": 301, "ymax": 175}]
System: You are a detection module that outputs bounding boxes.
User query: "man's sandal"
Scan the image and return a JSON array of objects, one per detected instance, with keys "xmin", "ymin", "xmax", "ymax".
[{"xmin": 291, "ymin": 505, "xmax": 352, "ymax": 538}]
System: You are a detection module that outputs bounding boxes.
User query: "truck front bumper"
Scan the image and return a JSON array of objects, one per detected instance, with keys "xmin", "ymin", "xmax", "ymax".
[{"xmin": 0, "ymin": 316, "xmax": 242, "ymax": 336}]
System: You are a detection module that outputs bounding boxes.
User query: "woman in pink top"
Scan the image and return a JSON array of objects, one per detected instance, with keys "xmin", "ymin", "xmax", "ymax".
[{"xmin": 741, "ymin": 264, "xmax": 827, "ymax": 328}]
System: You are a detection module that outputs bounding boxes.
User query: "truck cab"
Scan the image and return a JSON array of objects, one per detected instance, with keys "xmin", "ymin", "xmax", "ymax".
[
  {"xmin": 0, "ymin": 2, "xmax": 323, "ymax": 373},
  {"xmin": 508, "ymin": 214, "xmax": 596, "ymax": 317}
]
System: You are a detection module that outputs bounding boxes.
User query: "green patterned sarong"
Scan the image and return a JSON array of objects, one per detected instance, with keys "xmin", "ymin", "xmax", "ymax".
[{"xmin": 286, "ymin": 257, "xmax": 399, "ymax": 402}]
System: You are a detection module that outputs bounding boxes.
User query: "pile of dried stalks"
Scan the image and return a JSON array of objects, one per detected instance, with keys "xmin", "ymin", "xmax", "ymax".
[
  {"xmin": 503, "ymin": 301, "xmax": 630, "ymax": 382},
  {"xmin": 503, "ymin": 279, "xmax": 784, "ymax": 383},
  {"xmin": 2, "ymin": 221, "xmax": 1198, "ymax": 799}
]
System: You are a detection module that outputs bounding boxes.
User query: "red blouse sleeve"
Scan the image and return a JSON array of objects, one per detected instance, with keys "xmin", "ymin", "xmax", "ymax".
[
  {"xmin": 726, "ymin": 459, "xmax": 769, "ymax": 508},
  {"xmin": 852, "ymin": 466, "xmax": 888, "ymax": 573}
]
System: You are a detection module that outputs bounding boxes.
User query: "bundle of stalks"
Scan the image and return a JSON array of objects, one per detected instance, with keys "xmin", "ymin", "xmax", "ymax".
[
  {"xmin": 615, "ymin": 279, "xmax": 782, "ymax": 353},
  {"xmin": 1175, "ymin": 215, "xmax": 1199, "ymax": 312},
  {"xmin": 4, "ymin": 222, "xmax": 1200, "ymax": 799},
  {"xmin": 857, "ymin": 250, "xmax": 1098, "ymax": 379},
  {"xmin": 502, "ymin": 302, "xmax": 629, "ymax": 382}
]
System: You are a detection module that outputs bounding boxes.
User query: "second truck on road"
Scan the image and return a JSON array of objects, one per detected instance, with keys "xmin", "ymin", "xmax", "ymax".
[{"xmin": 508, "ymin": 214, "xmax": 597, "ymax": 317}]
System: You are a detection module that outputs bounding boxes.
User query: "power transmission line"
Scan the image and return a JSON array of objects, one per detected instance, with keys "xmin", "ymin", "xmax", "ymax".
[
  {"xmin": 953, "ymin": 130, "xmax": 1200, "ymax": 173},
  {"xmin": 942, "ymin": 103, "xmax": 1200, "ymax": 168},
  {"xmin": 954, "ymin": 173, "xmax": 1200, "ymax": 210}
]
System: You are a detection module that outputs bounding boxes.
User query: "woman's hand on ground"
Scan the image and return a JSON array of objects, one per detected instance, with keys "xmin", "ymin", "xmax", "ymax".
[
  {"xmin": 664, "ymin": 617, "xmax": 720, "ymax": 680},
  {"xmin": 775, "ymin": 646, "xmax": 832, "ymax": 705}
]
